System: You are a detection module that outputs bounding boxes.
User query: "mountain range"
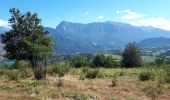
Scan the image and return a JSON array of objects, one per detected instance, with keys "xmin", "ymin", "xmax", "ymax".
[
  {"xmin": 1, "ymin": 21, "xmax": 170, "ymax": 55},
  {"xmin": 46, "ymin": 21, "xmax": 170, "ymax": 55}
]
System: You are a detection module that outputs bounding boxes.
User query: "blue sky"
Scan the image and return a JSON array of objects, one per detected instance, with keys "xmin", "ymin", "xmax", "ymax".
[{"xmin": 0, "ymin": 0, "xmax": 170, "ymax": 30}]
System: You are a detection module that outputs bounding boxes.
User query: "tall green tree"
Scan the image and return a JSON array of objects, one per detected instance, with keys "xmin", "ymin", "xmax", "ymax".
[
  {"xmin": 1, "ymin": 8, "xmax": 54, "ymax": 68},
  {"xmin": 92, "ymin": 54, "xmax": 106, "ymax": 67},
  {"xmin": 121, "ymin": 42, "xmax": 142, "ymax": 67}
]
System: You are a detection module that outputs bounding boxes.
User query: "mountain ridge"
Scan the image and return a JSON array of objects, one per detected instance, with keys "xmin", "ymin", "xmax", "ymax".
[{"xmin": 46, "ymin": 21, "xmax": 170, "ymax": 55}]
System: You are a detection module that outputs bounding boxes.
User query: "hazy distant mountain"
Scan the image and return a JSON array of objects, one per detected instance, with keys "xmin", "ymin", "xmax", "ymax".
[
  {"xmin": 138, "ymin": 37, "xmax": 170, "ymax": 48},
  {"xmin": 46, "ymin": 21, "xmax": 170, "ymax": 55}
]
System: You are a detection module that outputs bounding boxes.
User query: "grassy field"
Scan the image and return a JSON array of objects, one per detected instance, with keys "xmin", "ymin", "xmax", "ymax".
[{"xmin": 0, "ymin": 67, "xmax": 169, "ymax": 100}]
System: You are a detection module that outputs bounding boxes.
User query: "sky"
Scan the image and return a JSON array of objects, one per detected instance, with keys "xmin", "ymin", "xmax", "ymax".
[{"xmin": 0, "ymin": 0, "xmax": 170, "ymax": 30}]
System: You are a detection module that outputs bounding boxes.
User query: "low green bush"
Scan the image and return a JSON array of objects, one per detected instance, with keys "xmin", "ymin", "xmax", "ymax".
[
  {"xmin": 0, "ymin": 67, "xmax": 9, "ymax": 76},
  {"xmin": 34, "ymin": 66, "xmax": 46, "ymax": 80},
  {"xmin": 81, "ymin": 67, "xmax": 90, "ymax": 74},
  {"xmin": 85, "ymin": 69, "xmax": 100, "ymax": 79},
  {"xmin": 163, "ymin": 67, "xmax": 170, "ymax": 83},
  {"xmin": 138, "ymin": 70, "xmax": 155, "ymax": 81},
  {"xmin": 143, "ymin": 86, "xmax": 162, "ymax": 99},
  {"xmin": 15, "ymin": 60, "xmax": 31, "ymax": 78},
  {"xmin": 47, "ymin": 62, "xmax": 69, "ymax": 77},
  {"xmin": 6, "ymin": 70, "xmax": 19, "ymax": 81}
]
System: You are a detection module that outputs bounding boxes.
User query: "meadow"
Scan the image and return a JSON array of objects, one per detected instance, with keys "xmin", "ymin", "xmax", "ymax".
[{"xmin": 0, "ymin": 66, "xmax": 169, "ymax": 100}]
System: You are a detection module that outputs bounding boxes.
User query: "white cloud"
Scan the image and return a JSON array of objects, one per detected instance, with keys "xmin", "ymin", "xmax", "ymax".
[
  {"xmin": 96, "ymin": 16, "xmax": 104, "ymax": 20},
  {"xmin": 130, "ymin": 17, "xmax": 170, "ymax": 30},
  {"xmin": 0, "ymin": 19, "xmax": 9, "ymax": 28},
  {"xmin": 120, "ymin": 10, "xmax": 144, "ymax": 19},
  {"xmin": 116, "ymin": 10, "xmax": 120, "ymax": 14},
  {"xmin": 85, "ymin": 12, "xmax": 89, "ymax": 15}
]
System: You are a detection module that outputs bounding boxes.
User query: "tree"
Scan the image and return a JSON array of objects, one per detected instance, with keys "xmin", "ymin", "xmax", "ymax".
[
  {"xmin": 1, "ymin": 8, "xmax": 54, "ymax": 69},
  {"xmin": 105, "ymin": 55, "xmax": 119, "ymax": 68},
  {"xmin": 121, "ymin": 42, "xmax": 142, "ymax": 67},
  {"xmin": 155, "ymin": 56, "xmax": 164, "ymax": 67},
  {"xmin": 92, "ymin": 54, "xmax": 106, "ymax": 67},
  {"xmin": 71, "ymin": 55, "xmax": 87, "ymax": 68}
]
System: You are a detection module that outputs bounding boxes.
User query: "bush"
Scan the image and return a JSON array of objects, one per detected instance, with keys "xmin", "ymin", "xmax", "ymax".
[
  {"xmin": 85, "ymin": 69, "xmax": 100, "ymax": 79},
  {"xmin": 92, "ymin": 54, "xmax": 106, "ymax": 67},
  {"xmin": 47, "ymin": 62, "xmax": 69, "ymax": 77},
  {"xmin": 143, "ymin": 86, "xmax": 162, "ymax": 99},
  {"xmin": 138, "ymin": 70, "xmax": 155, "ymax": 81},
  {"xmin": 0, "ymin": 67, "xmax": 9, "ymax": 76},
  {"xmin": 81, "ymin": 67, "xmax": 90, "ymax": 74},
  {"xmin": 71, "ymin": 55, "xmax": 87, "ymax": 68},
  {"xmin": 163, "ymin": 66, "xmax": 170, "ymax": 83},
  {"xmin": 6, "ymin": 70, "xmax": 19, "ymax": 81},
  {"xmin": 14, "ymin": 60, "xmax": 31, "ymax": 78},
  {"xmin": 34, "ymin": 66, "xmax": 46, "ymax": 80},
  {"xmin": 13, "ymin": 60, "xmax": 29, "ymax": 69},
  {"xmin": 111, "ymin": 75, "xmax": 117, "ymax": 87},
  {"xmin": 116, "ymin": 70, "xmax": 124, "ymax": 76}
]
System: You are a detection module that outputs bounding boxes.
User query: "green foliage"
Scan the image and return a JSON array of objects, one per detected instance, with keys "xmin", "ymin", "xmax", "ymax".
[
  {"xmin": 6, "ymin": 70, "xmax": 20, "ymax": 81},
  {"xmin": 92, "ymin": 54, "xmax": 106, "ymax": 67},
  {"xmin": 14, "ymin": 60, "xmax": 31, "ymax": 78},
  {"xmin": 92, "ymin": 54, "xmax": 120, "ymax": 68},
  {"xmin": 138, "ymin": 70, "xmax": 155, "ymax": 81},
  {"xmin": 143, "ymin": 86, "xmax": 162, "ymax": 99},
  {"xmin": 0, "ymin": 67, "xmax": 9, "ymax": 76},
  {"xmin": 47, "ymin": 62, "xmax": 69, "ymax": 77},
  {"xmin": 163, "ymin": 66, "xmax": 170, "ymax": 83},
  {"xmin": 116, "ymin": 70, "xmax": 124, "ymax": 76},
  {"xmin": 34, "ymin": 66, "xmax": 46, "ymax": 80},
  {"xmin": 71, "ymin": 55, "xmax": 87, "ymax": 68},
  {"xmin": 1, "ymin": 8, "xmax": 54, "ymax": 68},
  {"xmin": 155, "ymin": 57, "xmax": 164, "ymax": 67},
  {"xmin": 121, "ymin": 42, "xmax": 142, "ymax": 67},
  {"xmin": 81, "ymin": 67, "xmax": 90, "ymax": 74},
  {"xmin": 85, "ymin": 69, "xmax": 100, "ymax": 79},
  {"xmin": 105, "ymin": 55, "xmax": 120, "ymax": 68}
]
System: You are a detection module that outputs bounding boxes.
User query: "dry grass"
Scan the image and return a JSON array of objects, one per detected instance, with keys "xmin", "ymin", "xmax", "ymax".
[{"xmin": 0, "ymin": 68, "xmax": 169, "ymax": 100}]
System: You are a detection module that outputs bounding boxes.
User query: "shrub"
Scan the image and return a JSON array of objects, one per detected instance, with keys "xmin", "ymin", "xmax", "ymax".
[
  {"xmin": 34, "ymin": 66, "xmax": 46, "ymax": 80},
  {"xmin": 111, "ymin": 74, "xmax": 117, "ymax": 87},
  {"xmin": 0, "ymin": 67, "xmax": 9, "ymax": 76},
  {"xmin": 163, "ymin": 66, "xmax": 170, "ymax": 83},
  {"xmin": 13, "ymin": 60, "xmax": 29, "ymax": 69},
  {"xmin": 71, "ymin": 55, "xmax": 87, "ymax": 68},
  {"xmin": 47, "ymin": 62, "xmax": 69, "ymax": 77},
  {"xmin": 6, "ymin": 70, "xmax": 19, "ymax": 81},
  {"xmin": 79, "ymin": 74, "xmax": 85, "ymax": 80},
  {"xmin": 143, "ymin": 86, "xmax": 162, "ymax": 99},
  {"xmin": 92, "ymin": 54, "xmax": 106, "ymax": 67},
  {"xmin": 138, "ymin": 70, "xmax": 155, "ymax": 81},
  {"xmin": 116, "ymin": 70, "xmax": 124, "ymax": 76},
  {"xmin": 81, "ymin": 67, "xmax": 90, "ymax": 74},
  {"xmin": 105, "ymin": 55, "xmax": 120, "ymax": 68},
  {"xmin": 85, "ymin": 69, "xmax": 100, "ymax": 79},
  {"xmin": 15, "ymin": 60, "xmax": 31, "ymax": 78}
]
